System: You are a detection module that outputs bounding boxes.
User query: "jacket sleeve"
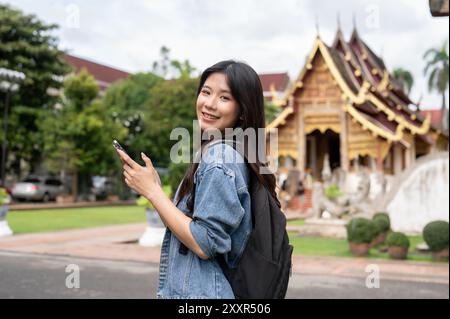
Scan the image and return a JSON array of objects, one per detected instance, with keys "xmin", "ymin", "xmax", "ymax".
[{"xmin": 189, "ymin": 164, "xmax": 247, "ymax": 259}]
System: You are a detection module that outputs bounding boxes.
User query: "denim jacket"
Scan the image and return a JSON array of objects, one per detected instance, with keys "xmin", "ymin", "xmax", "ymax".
[{"xmin": 157, "ymin": 142, "xmax": 252, "ymax": 299}]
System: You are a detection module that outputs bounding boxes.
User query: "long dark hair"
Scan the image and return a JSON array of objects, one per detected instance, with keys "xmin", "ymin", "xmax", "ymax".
[{"xmin": 176, "ymin": 60, "xmax": 280, "ymax": 210}]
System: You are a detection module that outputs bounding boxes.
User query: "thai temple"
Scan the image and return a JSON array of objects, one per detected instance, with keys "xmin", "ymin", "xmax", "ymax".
[{"xmin": 267, "ymin": 27, "xmax": 448, "ymax": 181}]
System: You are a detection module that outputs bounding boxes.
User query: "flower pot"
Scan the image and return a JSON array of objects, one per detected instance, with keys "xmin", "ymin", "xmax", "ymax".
[
  {"xmin": 139, "ymin": 208, "xmax": 165, "ymax": 247},
  {"xmin": 0, "ymin": 205, "xmax": 13, "ymax": 237},
  {"xmin": 388, "ymin": 246, "xmax": 408, "ymax": 260},
  {"xmin": 349, "ymin": 242, "xmax": 370, "ymax": 256},
  {"xmin": 0, "ymin": 205, "xmax": 8, "ymax": 220},
  {"xmin": 56, "ymin": 195, "xmax": 75, "ymax": 204},
  {"xmin": 371, "ymin": 232, "xmax": 388, "ymax": 247},
  {"xmin": 431, "ymin": 248, "xmax": 449, "ymax": 262}
]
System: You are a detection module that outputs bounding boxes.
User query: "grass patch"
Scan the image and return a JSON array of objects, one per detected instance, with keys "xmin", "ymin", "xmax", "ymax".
[
  {"xmin": 7, "ymin": 206, "xmax": 146, "ymax": 234},
  {"xmin": 287, "ymin": 219, "xmax": 305, "ymax": 226},
  {"xmin": 288, "ymin": 232, "xmax": 435, "ymax": 262}
]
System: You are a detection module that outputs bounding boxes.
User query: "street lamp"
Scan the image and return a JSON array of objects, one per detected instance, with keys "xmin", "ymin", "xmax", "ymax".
[{"xmin": 0, "ymin": 68, "xmax": 26, "ymax": 187}]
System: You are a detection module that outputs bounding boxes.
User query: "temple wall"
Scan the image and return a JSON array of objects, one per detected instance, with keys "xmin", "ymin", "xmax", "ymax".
[{"xmin": 386, "ymin": 152, "xmax": 449, "ymax": 234}]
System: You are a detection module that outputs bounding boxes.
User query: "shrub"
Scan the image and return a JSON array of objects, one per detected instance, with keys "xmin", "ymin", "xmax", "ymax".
[
  {"xmin": 346, "ymin": 218, "xmax": 376, "ymax": 244},
  {"xmin": 372, "ymin": 216, "xmax": 390, "ymax": 235},
  {"xmin": 325, "ymin": 184, "xmax": 343, "ymax": 199},
  {"xmin": 0, "ymin": 188, "xmax": 10, "ymax": 205},
  {"xmin": 423, "ymin": 221, "xmax": 449, "ymax": 252},
  {"xmin": 373, "ymin": 212, "xmax": 390, "ymax": 230},
  {"xmin": 386, "ymin": 232, "xmax": 410, "ymax": 249}
]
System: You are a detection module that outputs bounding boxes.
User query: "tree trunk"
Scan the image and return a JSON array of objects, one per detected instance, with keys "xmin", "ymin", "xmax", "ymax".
[
  {"xmin": 72, "ymin": 172, "xmax": 78, "ymax": 202},
  {"xmin": 12, "ymin": 156, "xmax": 21, "ymax": 181},
  {"xmin": 76, "ymin": 172, "xmax": 92, "ymax": 201},
  {"xmin": 441, "ymin": 93, "xmax": 448, "ymax": 132}
]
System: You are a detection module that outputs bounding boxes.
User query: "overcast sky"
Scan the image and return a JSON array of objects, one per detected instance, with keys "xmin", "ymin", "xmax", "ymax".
[{"xmin": 4, "ymin": 0, "xmax": 449, "ymax": 109}]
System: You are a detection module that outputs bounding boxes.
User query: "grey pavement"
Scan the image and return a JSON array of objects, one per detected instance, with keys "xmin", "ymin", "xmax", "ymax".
[
  {"xmin": 0, "ymin": 223, "xmax": 448, "ymax": 299},
  {"xmin": 0, "ymin": 250, "xmax": 448, "ymax": 299},
  {"xmin": 0, "ymin": 250, "xmax": 157, "ymax": 299}
]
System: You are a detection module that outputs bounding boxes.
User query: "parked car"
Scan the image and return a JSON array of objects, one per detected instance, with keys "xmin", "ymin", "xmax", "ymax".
[
  {"xmin": 11, "ymin": 176, "xmax": 65, "ymax": 202},
  {"xmin": 91, "ymin": 176, "xmax": 116, "ymax": 200}
]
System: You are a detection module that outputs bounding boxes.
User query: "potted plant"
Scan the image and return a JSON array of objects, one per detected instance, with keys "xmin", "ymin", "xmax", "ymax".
[
  {"xmin": 371, "ymin": 213, "xmax": 390, "ymax": 247},
  {"xmin": 423, "ymin": 221, "xmax": 449, "ymax": 261},
  {"xmin": 136, "ymin": 185, "xmax": 171, "ymax": 246},
  {"xmin": 346, "ymin": 218, "xmax": 376, "ymax": 256},
  {"xmin": 0, "ymin": 187, "xmax": 13, "ymax": 237},
  {"xmin": 386, "ymin": 232, "xmax": 410, "ymax": 260}
]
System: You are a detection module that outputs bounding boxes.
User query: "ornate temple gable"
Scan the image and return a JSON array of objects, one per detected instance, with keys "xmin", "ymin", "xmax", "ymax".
[
  {"xmin": 295, "ymin": 53, "xmax": 343, "ymax": 135},
  {"xmin": 267, "ymin": 33, "xmax": 436, "ymax": 143},
  {"xmin": 267, "ymin": 36, "xmax": 352, "ymax": 116},
  {"xmin": 296, "ymin": 53, "xmax": 342, "ymax": 105}
]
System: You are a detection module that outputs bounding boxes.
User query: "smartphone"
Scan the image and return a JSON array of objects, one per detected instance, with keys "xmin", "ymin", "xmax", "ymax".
[{"xmin": 112, "ymin": 139, "xmax": 127, "ymax": 155}]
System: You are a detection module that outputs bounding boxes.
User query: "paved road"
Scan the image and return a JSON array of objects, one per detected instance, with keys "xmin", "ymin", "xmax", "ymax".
[{"xmin": 0, "ymin": 250, "xmax": 448, "ymax": 299}]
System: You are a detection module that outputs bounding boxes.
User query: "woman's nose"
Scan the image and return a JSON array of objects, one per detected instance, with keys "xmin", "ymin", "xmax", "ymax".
[{"xmin": 204, "ymin": 97, "xmax": 217, "ymax": 110}]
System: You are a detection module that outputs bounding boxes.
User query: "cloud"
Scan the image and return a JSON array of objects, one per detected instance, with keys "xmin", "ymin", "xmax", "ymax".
[{"xmin": 4, "ymin": 0, "xmax": 449, "ymax": 109}]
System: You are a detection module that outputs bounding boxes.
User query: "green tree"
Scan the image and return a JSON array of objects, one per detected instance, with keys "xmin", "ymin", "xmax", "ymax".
[
  {"xmin": 424, "ymin": 40, "xmax": 449, "ymax": 130},
  {"xmin": 143, "ymin": 76, "xmax": 198, "ymax": 167},
  {"xmin": 152, "ymin": 46, "xmax": 197, "ymax": 79},
  {"xmin": 265, "ymin": 102, "xmax": 281, "ymax": 125},
  {"xmin": 39, "ymin": 69, "xmax": 127, "ymax": 200},
  {"xmin": 393, "ymin": 67, "xmax": 414, "ymax": 95},
  {"xmin": 101, "ymin": 72, "xmax": 163, "ymax": 161},
  {"xmin": 152, "ymin": 46, "xmax": 171, "ymax": 79},
  {"xmin": 0, "ymin": 4, "xmax": 70, "ymax": 177},
  {"xmin": 170, "ymin": 60, "xmax": 197, "ymax": 80}
]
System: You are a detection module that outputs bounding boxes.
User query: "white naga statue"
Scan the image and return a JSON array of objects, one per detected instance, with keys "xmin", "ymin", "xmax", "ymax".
[{"xmin": 312, "ymin": 155, "xmax": 381, "ymax": 219}]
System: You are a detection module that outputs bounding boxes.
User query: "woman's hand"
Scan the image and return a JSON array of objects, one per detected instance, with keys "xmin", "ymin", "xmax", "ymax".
[{"xmin": 116, "ymin": 149, "xmax": 162, "ymax": 201}]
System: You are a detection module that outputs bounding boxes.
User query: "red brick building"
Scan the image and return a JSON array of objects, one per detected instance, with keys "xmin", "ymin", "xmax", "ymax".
[{"xmin": 64, "ymin": 54, "xmax": 130, "ymax": 92}]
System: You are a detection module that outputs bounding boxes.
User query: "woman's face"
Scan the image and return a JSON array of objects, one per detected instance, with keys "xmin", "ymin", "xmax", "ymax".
[{"xmin": 196, "ymin": 72, "xmax": 240, "ymax": 132}]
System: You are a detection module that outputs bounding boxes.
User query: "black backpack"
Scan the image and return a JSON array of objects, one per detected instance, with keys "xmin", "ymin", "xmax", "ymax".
[
  {"xmin": 217, "ymin": 168, "xmax": 293, "ymax": 299},
  {"xmin": 179, "ymin": 143, "xmax": 293, "ymax": 299}
]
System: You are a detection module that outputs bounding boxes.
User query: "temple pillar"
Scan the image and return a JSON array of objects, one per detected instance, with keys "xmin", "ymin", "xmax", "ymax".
[
  {"xmin": 308, "ymin": 136, "xmax": 317, "ymax": 174},
  {"xmin": 376, "ymin": 139, "xmax": 384, "ymax": 172},
  {"xmin": 404, "ymin": 148, "xmax": 411, "ymax": 168},
  {"xmin": 410, "ymin": 140, "xmax": 416, "ymax": 165},
  {"xmin": 297, "ymin": 109, "xmax": 306, "ymax": 174},
  {"xmin": 393, "ymin": 143, "xmax": 403, "ymax": 174},
  {"xmin": 340, "ymin": 111, "xmax": 349, "ymax": 172}
]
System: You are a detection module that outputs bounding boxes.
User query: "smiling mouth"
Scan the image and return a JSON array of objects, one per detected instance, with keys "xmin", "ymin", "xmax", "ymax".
[{"xmin": 202, "ymin": 112, "xmax": 220, "ymax": 120}]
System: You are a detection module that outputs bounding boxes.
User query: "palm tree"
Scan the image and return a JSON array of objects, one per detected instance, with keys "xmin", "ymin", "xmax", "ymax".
[
  {"xmin": 393, "ymin": 68, "xmax": 414, "ymax": 95},
  {"xmin": 424, "ymin": 40, "xmax": 449, "ymax": 131}
]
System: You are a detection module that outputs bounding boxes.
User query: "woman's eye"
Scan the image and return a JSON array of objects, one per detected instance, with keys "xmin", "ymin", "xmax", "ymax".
[
  {"xmin": 220, "ymin": 96, "xmax": 230, "ymax": 101},
  {"xmin": 201, "ymin": 90, "xmax": 210, "ymax": 95}
]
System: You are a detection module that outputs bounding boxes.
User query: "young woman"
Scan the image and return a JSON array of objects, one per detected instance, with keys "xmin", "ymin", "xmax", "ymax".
[{"xmin": 116, "ymin": 60, "xmax": 279, "ymax": 299}]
